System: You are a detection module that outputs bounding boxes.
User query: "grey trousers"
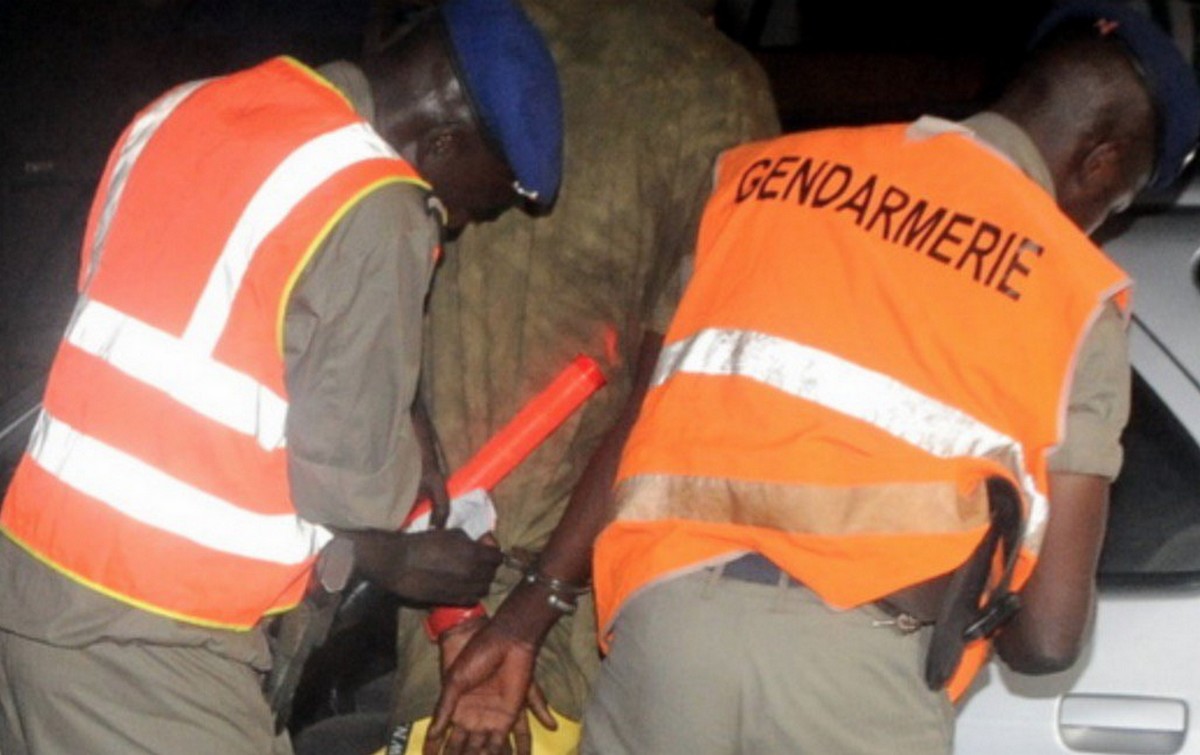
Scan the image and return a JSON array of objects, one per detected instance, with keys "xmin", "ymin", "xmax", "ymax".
[
  {"xmin": 0, "ymin": 629, "xmax": 292, "ymax": 755},
  {"xmin": 581, "ymin": 567, "xmax": 955, "ymax": 754}
]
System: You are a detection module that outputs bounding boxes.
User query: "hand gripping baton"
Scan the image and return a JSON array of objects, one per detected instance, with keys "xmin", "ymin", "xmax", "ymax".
[
  {"xmin": 401, "ymin": 355, "xmax": 607, "ymax": 638},
  {"xmin": 267, "ymin": 356, "xmax": 605, "ymax": 730}
]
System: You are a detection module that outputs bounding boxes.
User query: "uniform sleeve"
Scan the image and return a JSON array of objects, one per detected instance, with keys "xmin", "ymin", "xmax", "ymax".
[
  {"xmin": 1047, "ymin": 303, "xmax": 1131, "ymax": 480},
  {"xmin": 283, "ymin": 182, "xmax": 438, "ymax": 530}
]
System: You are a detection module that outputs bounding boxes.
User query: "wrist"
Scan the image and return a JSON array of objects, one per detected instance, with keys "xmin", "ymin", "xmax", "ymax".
[
  {"xmin": 520, "ymin": 567, "xmax": 590, "ymax": 615},
  {"xmin": 487, "ymin": 567, "xmax": 591, "ymax": 647},
  {"xmin": 487, "ymin": 583, "xmax": 560, "ymax": 648}
]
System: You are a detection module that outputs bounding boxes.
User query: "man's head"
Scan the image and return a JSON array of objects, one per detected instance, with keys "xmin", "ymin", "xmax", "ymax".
[
  {"xmin": 994, "ymin": 0, "xmax": 1200, "ymax": 233},
  {"xmin": 362, "ymin": 0, "xmax": 562, "ymax": 233}
]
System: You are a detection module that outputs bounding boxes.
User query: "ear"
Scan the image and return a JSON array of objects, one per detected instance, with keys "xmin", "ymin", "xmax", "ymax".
[
  {"xmin": 1075, "ymin": 140, "xmax": 1124, "ymax": 196},
  {"xmin": 1058, "ymin": 139, "xmax": 1138, "ymax": 233}
]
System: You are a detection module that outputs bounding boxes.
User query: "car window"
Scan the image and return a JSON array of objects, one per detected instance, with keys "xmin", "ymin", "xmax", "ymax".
[{"xmin": 1099, "ymin": 369, "xmax": 1200, "ymax": 587}]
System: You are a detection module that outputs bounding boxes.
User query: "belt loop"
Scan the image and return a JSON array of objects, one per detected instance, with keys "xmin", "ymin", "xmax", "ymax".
[
  {"xmin": 771, "ymin": 569, "xmax": 791, "ymax": 612},
  {"xmin": 702, "ymin": 562, "xmax": 724, "ymax": 599}
]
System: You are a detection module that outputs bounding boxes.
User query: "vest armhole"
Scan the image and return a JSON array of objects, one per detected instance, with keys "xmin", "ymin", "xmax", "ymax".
[
  {"xmin": 276, "ymin": 175, "xmax": 432, "ymax": 356},
  {"xmin": 278, "ymin": 56, "xmax": 355, "ymax": 111}
]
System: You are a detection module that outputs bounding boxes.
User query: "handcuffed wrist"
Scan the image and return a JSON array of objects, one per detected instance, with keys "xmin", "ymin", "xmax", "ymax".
[{"xmin": 521, "ymin": 568, "xmax": 590, "ymax": 616}]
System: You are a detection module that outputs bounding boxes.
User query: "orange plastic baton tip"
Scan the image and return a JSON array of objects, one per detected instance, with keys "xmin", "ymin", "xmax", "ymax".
[
  {"xmin": 423, "ymin": 603, "xmax": 487, "ymax": 640},
  {"xmin": 400, "ymin": 356, "xmax": 605, "ymax": 531},
  {"xmin": 446, "ymin": 355, "xmax": 606, "ymax": 498}
]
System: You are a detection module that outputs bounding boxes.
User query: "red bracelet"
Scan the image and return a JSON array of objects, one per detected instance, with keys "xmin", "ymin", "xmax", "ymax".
[{"xmin": 424, "ymin": 603, "xmax": 487, "ymax": 641}]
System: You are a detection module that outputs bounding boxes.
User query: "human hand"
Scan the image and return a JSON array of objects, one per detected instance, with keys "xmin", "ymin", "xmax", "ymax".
[
  {"xmin": 424, "ymin": 622, "xmax": 555, "ymax": 755},
  {"xmin": 347, "ymin": 528, "xmax": 502, "ymax": 605}
]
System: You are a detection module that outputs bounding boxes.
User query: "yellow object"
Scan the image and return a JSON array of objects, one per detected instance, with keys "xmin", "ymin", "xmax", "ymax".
[{"xmin": 373, "ymin": 709, "xmax": 581, "ymax": 755}]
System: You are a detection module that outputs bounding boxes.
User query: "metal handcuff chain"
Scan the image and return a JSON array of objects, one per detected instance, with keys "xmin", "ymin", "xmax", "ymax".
[{"xmin": 520, "ymin": 563, "xmax": 592, "ymax": 616}]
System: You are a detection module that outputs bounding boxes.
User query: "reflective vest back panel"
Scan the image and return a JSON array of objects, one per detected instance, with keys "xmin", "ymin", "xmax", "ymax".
[{"xmin": 597, "ymin": 123, "xmax": 1130, "ymax": 653}]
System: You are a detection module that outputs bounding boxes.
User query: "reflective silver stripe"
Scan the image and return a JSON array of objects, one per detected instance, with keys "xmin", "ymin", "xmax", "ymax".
[
  {"xmin": 184, "ymin": 122, "xmax": 400, "ymax": 353},
  {"xmin": 28, "ymin": 412, "xmax": 332, "ymax": 565},
  {"xmin": 66, "ymin": 298, "xmax": 288, "ymax": 451},
  {"xmin": 84, "ymin": 79, "xmax": 211, "ymax": 289},
  {"xmin": 655, "ymin": 328, "xmax": 1048, "ymax": 540}
]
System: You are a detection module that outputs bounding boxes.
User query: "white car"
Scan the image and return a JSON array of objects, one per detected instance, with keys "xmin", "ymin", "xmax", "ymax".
[{"xmin": 957, "ymin": 180, "xmax": 1200, "ymax": 754}]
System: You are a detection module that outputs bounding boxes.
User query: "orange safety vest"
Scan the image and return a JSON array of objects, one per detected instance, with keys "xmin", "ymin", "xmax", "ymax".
[
  {"xmin": 1, "ymin": 57, "xmax": 431, "ymax": 630},
  {"xmin": 595, "ymin": 123, "xmax": 1130, "ymax": 696}
]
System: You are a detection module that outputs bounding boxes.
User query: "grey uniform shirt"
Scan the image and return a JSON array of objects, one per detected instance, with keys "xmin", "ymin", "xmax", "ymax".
[{"xmin": 0, "ymin": 61, "xmax": 437, "ymax": 668}]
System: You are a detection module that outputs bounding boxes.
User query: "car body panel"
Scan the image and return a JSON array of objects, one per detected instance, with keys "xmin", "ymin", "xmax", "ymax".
[
  {"xmin": 957, "ymin": 591, "xmax": 1200, "ymax": 754},
  {"xmin": 956, "ymin": 207, "xmax": 1200, "ymax": 754}
]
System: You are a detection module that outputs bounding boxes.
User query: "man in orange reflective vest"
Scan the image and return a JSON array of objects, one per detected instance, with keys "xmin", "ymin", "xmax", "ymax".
[
  {"xmin": 0, "ymin": 1, "xmax": 562, "ymax": 753},
  {"xmin": 581, "ymin": 2, "xmax": 1200, "ymax": 753}
]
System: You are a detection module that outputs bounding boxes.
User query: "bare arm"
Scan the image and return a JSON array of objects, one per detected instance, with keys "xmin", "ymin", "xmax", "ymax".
[
  {"xmin": 423, "ymin": 331, "xmax": 663, "ymax": 755},
  {"xmin": 994, "ymin": 471, "xmax": 1109, "ymax": 673},
  {"xmin": 492, "ymin": 331, "xmax": 662, "ymax": 642}
]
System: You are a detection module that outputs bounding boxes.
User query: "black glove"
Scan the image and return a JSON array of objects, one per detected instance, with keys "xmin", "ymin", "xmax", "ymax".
[{"xmin": 342, "ymin": 528, "xmax": 502, "ymax": 606}]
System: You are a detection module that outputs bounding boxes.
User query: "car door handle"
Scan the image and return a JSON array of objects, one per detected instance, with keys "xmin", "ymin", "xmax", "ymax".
[{"xmin": 1058, "ymin": 694, "xmax": 1187, "ymax": 754}]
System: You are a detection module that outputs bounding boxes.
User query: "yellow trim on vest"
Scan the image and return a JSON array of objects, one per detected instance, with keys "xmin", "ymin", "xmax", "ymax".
[
  {"xmin": 0, "ymin": 525, "xmax": 298, "ymax": 631},
  {"xmin": 262, "ymin": 603, "xmax": 298, "ymax": 619},
  {"xmin": 279, "ymin": 55, "xmax": 355, "ymax": 110},
  {"xmin": 276, "ymin": 175, "xmax": 433, "ymax": 356}
]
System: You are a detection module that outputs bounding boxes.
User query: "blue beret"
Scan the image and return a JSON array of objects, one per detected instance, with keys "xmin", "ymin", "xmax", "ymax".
[
  {"xmin": 1032, "ymin": 0, "xmax": 1200, "ymax": 191},
  {"xmin": 439, "ymin": 0, "xmax": 563, "ymax": 206}
]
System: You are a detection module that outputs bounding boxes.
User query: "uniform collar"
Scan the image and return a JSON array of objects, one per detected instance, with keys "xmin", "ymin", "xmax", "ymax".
[{"xmin": 907, "ymin": 112, "xmax": 1056, "ymax": 199}]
